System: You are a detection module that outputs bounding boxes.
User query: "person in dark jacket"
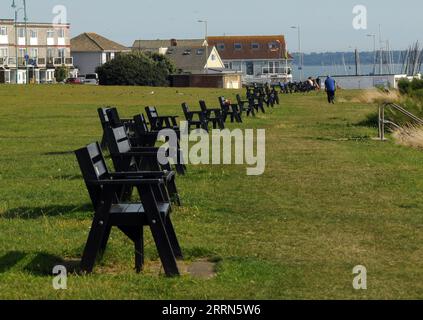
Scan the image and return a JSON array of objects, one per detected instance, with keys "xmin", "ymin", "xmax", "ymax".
[{"xmin": 324, "ymin": 76, "xmax": 336, "ymax": 104}]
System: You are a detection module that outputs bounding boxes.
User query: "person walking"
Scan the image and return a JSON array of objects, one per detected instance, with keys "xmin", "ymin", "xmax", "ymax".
[{"xmin": 324, "ymin": 76, "xmax": 336, "ymax": 104}]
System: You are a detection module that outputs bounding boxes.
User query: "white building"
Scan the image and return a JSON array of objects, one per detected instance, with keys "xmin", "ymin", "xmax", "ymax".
[
  {"xmin": 324, "ymin": 74, "xmax": 422, "ymax": 90},
  {"xmin": 207, "ymin": 35, "xmax": 293, "ymax": 85},
  {"xmin": 71, "ymin": 32, "xmax": 130, "ymax": 75}
]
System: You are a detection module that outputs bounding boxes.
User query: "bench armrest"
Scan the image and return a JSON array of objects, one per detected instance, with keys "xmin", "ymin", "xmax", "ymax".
[
  {"xmin": 88, "ymin": 178, "xmax": 164, "ymax": 186},
  {"xmin": 109, "ymin": 171, "xmax": 174, "ymax": 179}
]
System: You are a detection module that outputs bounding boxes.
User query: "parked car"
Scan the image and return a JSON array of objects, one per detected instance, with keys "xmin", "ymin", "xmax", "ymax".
[
  {"xmin": 65, "ymin": 77, "xmax": 84, "ymax": 85},
  {"xmin": 84, "ymin": 73, "xmax": 99, "ymax": 85}
]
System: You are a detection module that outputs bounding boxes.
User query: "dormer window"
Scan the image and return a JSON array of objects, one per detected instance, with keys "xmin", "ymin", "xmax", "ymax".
[
  {"xmin": 217, "ymin": 43, "xmax": 225, "ymax": 50},
  {"xmin": 196, "ymin": 48, "xmax": 204, "ymax": 55},
  {"xmin": 251, "ymin": 43, "xmax": 260, "ymax": 50},
  {"xmin": 268, "ymin": 42, "xmax": 279, "ymax": 50},
  {"xmin": 234, "ymin": 43, "xmax": 242, "ymax": 50}
]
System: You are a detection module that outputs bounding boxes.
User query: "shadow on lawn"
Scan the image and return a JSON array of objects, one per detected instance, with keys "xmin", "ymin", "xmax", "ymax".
[
  {"xmin": 3, "ymin": 204, "xmax": 93, "ymax": 219},
  {"xmin": 42, "ymin": 151, "xmax": 75, "ymax": 156},
  {"xmin": 0, "ymin": 251, "xmax": 80, "ymax": 276}
]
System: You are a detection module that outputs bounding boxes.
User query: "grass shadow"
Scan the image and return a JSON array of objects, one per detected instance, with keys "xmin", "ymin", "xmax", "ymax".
[
  {"xmin": 42, "ymin": 151, "xmax": 75, "ymax": 156},
  {"xmin": 355, "ymin": 112, "xmax": 379, "ymax": 127},
  {"xmin": 24, "ymin": 252, "xmax": 80, "ymax": 276},
  {"xmin": 0, "ymin": 251, "xmax": 27, "ymax": 273},
  {"xmin": 3, "ymin": 204, "xmax": 93, "ymax": 220}
]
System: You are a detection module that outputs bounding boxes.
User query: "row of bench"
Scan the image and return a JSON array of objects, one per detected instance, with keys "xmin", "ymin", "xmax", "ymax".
[{"xmin": 74, "ymin": 90, "xmax": 280, "ymax": 276}]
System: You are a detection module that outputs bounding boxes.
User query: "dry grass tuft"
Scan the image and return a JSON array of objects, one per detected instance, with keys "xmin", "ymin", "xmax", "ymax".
[
  {"xmin": 354, "ymin": 89, "xmax": 400, "ymax": 104},
  {"xmin": 393, "ymin": 124, "xmax": 423, "ymax": 149}
]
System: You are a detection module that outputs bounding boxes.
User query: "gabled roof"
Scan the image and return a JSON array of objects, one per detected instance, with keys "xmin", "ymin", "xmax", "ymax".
[
  {"xmin": 71, "ymin": 33, "xmax": 130, "ymax": 53},
  {"xmin": 207, "ymin": 35, "xmax": 291, "ymax": 60},
  {"xmin": 166, "ymin": 46, "xmax": 209, "ymax": 72},
  {"xmin": 133, "ymin": 39, "xmax": 206, "ymax": 50},
  {"xmin": 165, "ymin": 46, "xmax": 223, "ymax": 72}
]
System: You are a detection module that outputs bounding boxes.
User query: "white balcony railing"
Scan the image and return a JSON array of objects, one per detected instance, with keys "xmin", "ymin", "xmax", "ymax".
[
  {"xmin": 262, "ymin": 67, "xmax": 291, "ymax": 75},
  {"xmin": 0, "ymin": 56, "xmax": 73, "ymax": 67}
]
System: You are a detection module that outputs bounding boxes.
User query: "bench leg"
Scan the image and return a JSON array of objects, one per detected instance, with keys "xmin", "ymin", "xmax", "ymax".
[
  {"xmin": 164, "ymin": 215, "xmax": 183, "ymax": 259},
  {"xmin": 119, "ymin": 227, "xmax": 144, "ymax": 273},
  {"xmin": 134, "ymin": 229, "xmax": 144, "ymax": 273},
  {"xmin": 100, "ymin": 224, "xmax": 112, "ymax": 256},
  {"xmin": 81, "ymin": 218, "xmax": 110, "ymax": 273},
  {"xmin": 138, "ymin": 186, "xmax": 180, "ymax": 277}
]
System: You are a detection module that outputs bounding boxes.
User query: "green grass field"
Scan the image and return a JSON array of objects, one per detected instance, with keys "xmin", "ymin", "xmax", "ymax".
[{"xmin": 0, "ymin": 85, "xmax": 422, "ymax": 300}]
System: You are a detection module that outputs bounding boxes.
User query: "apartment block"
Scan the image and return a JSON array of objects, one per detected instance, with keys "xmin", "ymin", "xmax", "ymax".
[{"xmin": 0, "ymin": 19, "xmax": 75, "ymax": 84}]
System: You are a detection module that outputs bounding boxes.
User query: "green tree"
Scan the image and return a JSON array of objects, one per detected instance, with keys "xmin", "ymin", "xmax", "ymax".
[{"xmin": 96, "ymin": 52, "xmax": 174, "ymax": 86}]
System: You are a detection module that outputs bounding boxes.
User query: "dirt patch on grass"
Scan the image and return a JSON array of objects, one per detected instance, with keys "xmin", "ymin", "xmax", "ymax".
[{"xmin": 94, "ymin": 258, "xmax": 218, "ymax": 279}]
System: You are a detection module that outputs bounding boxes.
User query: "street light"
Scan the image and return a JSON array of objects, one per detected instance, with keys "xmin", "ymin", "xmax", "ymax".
[
  {"xmin": 367, "ymin": 34, "xmax": 376, "ymax": 75},
  {"xmin": 23, "ymin": 0, "xmax": 29, "ymax": 85},
  {"xmin": 11, "ymin": 0, "xmax": 28, "ymax": 84},
  {"xmin": 198, "ymin": 19, "xmax": 208, "ymax": 74},
  {"xmin": 11, "ymin": 0, "xmax": 23, "ymax": 84},
  {"xmin": 291, "ymin": 25, "xmax": 302, "ymax": 81}
]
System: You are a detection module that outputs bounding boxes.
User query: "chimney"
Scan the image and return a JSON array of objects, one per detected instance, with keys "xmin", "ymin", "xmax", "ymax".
[{"xmin": 170, "ymin": 39, "xmax": 177, "ymax": 47}]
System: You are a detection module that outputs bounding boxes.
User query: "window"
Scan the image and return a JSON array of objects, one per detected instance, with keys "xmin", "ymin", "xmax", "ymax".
[
  {"xmin": 47, "ymin": 30, "xmax": 54, "ymax": 38},
  {"xmin": 265, "ymin": 61, "xmax": 281, "ymax": 74},
  {"xmin": 234, "ymin": 43, "xmax": 242, "ymax": 50},
  {"xmin": 0, "ymin": 47, "xmax": 8, "ymax": 57},
  {"xmin": 58, "ymin": 48, "xmax": 65, "ymax": 58},
  {"xmin": 18, "ymin": 28, "xmax": 25, "ymax": 38},
  {"xmin": 18, "ymin": 48, "xmax": 26, "ymax": 57},
  {"xmin": 246, "ymin": 62, "xmax": 254, "ymax": 75},
  {"xmin": 217, "ymin": 43, "xmax": 225, "ymax": 50},
  {"xmin": 30, "ymin": 30, "xmax": 38, "ymax": 38},
  {"xmin": 105, "ymin": 52, "xmax": 113, "ymax": 62},
  {"xmin": 47, "ymin": 48, "xmax": 54, "ymax": 58},
  {"xmin": 30, "ymin": 48, "xmax": 38, "ymax": 58},
  {"xmin": 268, "ymin": 42, "xmax": 279, "ymax": 50},
  {"xmin": 196, "ymin": 48, "xmax": 204, "ymax": 55},
  {"xmin": 211, "ymin": 54, "xmax": 216, "ymax": 61},
  {"xmin": 251, "ymin": 43, "xmax": 260, "ymax": 50},
  {"xmin": 57, "ymin": 29, "xmax": 65, "ymax": 38},
  {"xmin": 0, "ymin": 27, "xmax": 7, "ymax": 36}
]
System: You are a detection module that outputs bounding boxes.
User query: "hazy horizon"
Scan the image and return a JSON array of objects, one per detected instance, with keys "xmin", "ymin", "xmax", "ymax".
[{"xmin": 1, "ymin": 0, "xmax": 422, "ymax": 53}]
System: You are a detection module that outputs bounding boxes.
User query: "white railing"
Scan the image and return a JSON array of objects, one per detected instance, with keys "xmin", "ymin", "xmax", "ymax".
[
  {"xmin": 262, "ymin": 67, "xmax": 290, "ymax": 75},
  {"xmin": 378, "ymin": 102, "xmax": 423, "ymax": 141}
]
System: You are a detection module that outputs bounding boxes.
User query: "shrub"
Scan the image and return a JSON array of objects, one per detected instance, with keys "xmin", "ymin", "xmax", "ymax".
[
  {"xmin": 398, "ymin": 79, "xmax": 411, "ymax": 95},
  {"xmin": 96, "ymin": 52, "xmax": 175, "ymax": 86},
  {"xmin": 54, "ymin": 65, "xmax": 69, "ymax": 83}
]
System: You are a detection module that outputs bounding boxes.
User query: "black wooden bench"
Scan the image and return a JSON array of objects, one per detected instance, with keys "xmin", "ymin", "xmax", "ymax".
[
  {"xmin": 104, "ymin": 108, "xmax": 186, "ymax": 176},
  {"xmin": 199, "ymin": 100, "xmax": 225, "ymax": 130},
  {"xmin": 75, "ymin": 142, "xmax": 182, "ymax": 276},
  {"xmin": 181, "ymin": 102, "xmax": 208, "ymax": 132},
  {"xmin": 218, "ymin": 96, "xmax": 243, "ymax": 123},
  {"xmin": 236, "ymin": 94, "xmax": 255, "ymax": 117},
  {"xmin": 103, "ymin": 122, "xmax": 181, "ymax": 205},
  {"xmin": 145, "ymin": 106, "xmax": 179, "ymax": 131}
]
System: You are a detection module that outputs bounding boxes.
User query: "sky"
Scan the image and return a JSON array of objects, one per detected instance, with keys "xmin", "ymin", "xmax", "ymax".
[{"xmin": 1, "ymin": 0, "xmax": 422, "ymax": 53}]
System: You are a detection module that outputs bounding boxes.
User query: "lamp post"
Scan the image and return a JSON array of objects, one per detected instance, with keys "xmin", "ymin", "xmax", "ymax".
[
  {"xmin": 367, "ymin": 34, "xmax": 376, "ymax": 75},
  {"xmin": 11, "ymin": 0, "xmax": 28, "ymax": 84},
  {"xmin": 198, "ymin": 19, "xmax": 208, "ymax": 74},
  {"xmin": 291, "ymin": 25, "xmax": 302, "ymax": 81},
  {"xmin": 23, "ymin": 0, "xmax": 29, "ymax": 84},
  {"xmin": 11, "ymin": 0, "xmax": 24, "ymax": 84}
]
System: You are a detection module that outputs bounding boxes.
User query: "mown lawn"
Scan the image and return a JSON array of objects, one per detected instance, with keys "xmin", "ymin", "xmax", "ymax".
[{"xmin": 0, "ymin": 85, "xmax": 422, "ymax": 300}]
